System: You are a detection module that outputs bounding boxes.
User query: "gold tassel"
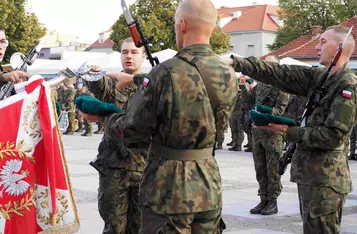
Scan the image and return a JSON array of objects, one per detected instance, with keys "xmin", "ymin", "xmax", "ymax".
[{"xmin": 49, "ymin": 213, "xmax": 56, "ymax": 226}]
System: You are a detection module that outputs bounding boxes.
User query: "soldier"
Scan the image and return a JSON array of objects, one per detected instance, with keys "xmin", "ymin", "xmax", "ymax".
[
  {"xmin": 229, "ymin": 26, "xmax": 356, "ymax": 233},
  {"xmin": 349, "ymin": 125, "xmax": 357, "ymax": 160},
  {"xmin": 76, "ymin": 85, "xmax": 93, "ymax": 136},
  {"xmin": 241, "ymin": 76, "xmax": 257, "ymax": 152},
  {"xmin": 0, "ymin": 26, "xmax": 29, "ymax": 89},
  {"xmin": 216, "ymin": 126, "xmax": 226, "ymax": 149},
  {"xmin": 83, "ymin": 37, "xmax": 147, "ymax": 233},
  {"xmin": 57, "ymin": 83, "xmax": 65, "ymax": 105},
  {"xmin": 75, "ymin": 82, "xmax": 85, "ymax": 133},
  {"xmin": 83, "ymin": 0, "xmax": 237, "ymax": 232},
  {"xmin": 248, "ymin": 56, "xmax": 290, "ymax": 215},
  {"xmin": 63, "ymin": 80, "xmax": 76, "ymax": 135},
  {"xmin": 229, "ymin": 85, "xmax": 245, "ymax": 151}
]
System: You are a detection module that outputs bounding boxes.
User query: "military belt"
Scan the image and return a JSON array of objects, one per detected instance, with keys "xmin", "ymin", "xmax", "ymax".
[
  {"xmin": 150, "ymin": 144, "xmax": 213, "ymax": 161},
  {"xmin": 296, "ymin": 143, "xmax": 344, "ymax": 151}
]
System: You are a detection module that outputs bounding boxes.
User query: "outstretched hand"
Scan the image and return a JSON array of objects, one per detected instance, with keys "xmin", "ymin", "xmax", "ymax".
[
  {"xmin": 106, "ymin": 72, "xmax": 134, "ymax": 89},
  {"xmin": 0, "ymin": 71, "xmax": 30, "ymax": 83},
  {"xmin": 78, "ymin": 110, "xmax": 100, "ymax": 123},
  {"xmin": 253, "ymin": 123, "xmax": 288, "ymax": 134}
]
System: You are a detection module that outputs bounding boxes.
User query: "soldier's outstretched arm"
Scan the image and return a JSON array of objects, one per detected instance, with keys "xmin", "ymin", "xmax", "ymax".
[
  {"xmin": 84, "ymin": 76, "xmax": 116, "ymax": 103},
  {"xmin": 230, "ymin": 56, "xmax": 322, "ymax": 97},
  {"xmin": 104, "ymin": 65, "xmax": 170, "ymax": 144}
]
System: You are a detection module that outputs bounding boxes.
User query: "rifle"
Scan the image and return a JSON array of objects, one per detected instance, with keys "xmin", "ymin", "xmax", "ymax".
[
  {"xmin": 0, "ymin": 37, "xmax": 46, "ymax": 100},
  {"xmin": 121, "ymin": 0, "xmax": 159, "ymax": 67},
  {"xmin": 277, "ymin": 26, "xmax": 354, "ymax": 175}
]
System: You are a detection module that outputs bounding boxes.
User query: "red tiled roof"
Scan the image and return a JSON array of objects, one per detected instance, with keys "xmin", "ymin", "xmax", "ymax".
[
  {"xmin": 218, "ymin": 5, "xmax": 280, "ymax": 33},
  {"xmin": 90, "ymin": 38, "xmax": 114, "ymax": 48},
  {"xmin": 263, "ymin": 16, "xmax": 357, "ymax": 60}
]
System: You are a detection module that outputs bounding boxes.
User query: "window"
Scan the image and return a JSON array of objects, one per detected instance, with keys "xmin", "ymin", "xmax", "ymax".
[{"xmin": 39, "ymin": 53, "xmax": 44, "ymax": 57}]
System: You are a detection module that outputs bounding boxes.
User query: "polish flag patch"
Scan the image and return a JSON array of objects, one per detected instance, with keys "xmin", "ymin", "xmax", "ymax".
[
  {"xmin": 143, "ymin": 77, "xmax": 150, "ymax": 87},
  {"xmin": 342, "ymin": 90, "xmax": 352, "ymax": 99}
]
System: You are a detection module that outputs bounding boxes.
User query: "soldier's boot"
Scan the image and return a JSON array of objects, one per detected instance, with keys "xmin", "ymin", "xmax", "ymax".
[
  {"xmin": 229, "ymin": 144, "xmax": 242, "ymax": 151},
  {"xmin": 226, "ymin": 141, "xmax": 234, "ymax": 146},
  {"xmin": 250, "ymin": 199, "xmax": 267, "ymax": 214},
  {"xmin": 75, "ymin": 127, "xmax": 83, "ymax": 133},
  {"xmin": 216, "ymin": 143, "xmax": 223, "ymax": 150},
  {"xmin": 63, "ymin": 131, "xmax": 74, "ymax": 135},
  {"xmin": 81, "ymin": 131, "xmax": 92, "ymax": 137},
  {"xmin": 243, "ymin": 143, "xmax": 249, "ymax": 148},
  {"xmin": 261, "ymin": 199, "xmax": 278, "ymax": 215},
  {"xmin": 244, "ymin": 147, "xmax": 252, "ymax": 152},
  {"xmin": 94, "ymin": 122, "xmax": 103, "ymax": 134}
]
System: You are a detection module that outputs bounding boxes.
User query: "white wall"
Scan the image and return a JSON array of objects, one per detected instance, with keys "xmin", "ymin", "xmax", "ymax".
[
  {"xmin": 87, "ymin": 47, "xmax": 114, "ymax": 54},
  {"xmin": 229, "ymin": 31, "xmax": 277, "ymax": 57}
]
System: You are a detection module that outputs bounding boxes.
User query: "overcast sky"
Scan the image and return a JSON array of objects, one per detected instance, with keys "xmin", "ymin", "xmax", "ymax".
[{"xmin": 27, "ymin": 0, "xmax": 278, "ymax": 43}]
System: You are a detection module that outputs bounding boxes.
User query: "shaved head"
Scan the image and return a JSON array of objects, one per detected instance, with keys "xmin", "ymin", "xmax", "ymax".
[
  {"xmin": 175, "ymin": 0, "xmax": 217, "ymax": 35},
  {"xmin": 325, "ymin": 26, "xmax": 355, "ymax": 56}
]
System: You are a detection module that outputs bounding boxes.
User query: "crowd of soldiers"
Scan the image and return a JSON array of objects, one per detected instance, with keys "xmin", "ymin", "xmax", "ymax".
[{"xmin": 54, "ymin": 81, "xmax": 104, "ymax": 136}]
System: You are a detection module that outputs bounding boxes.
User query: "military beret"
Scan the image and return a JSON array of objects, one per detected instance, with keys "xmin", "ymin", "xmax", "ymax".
[
  {"xmin": 55, "ymin": 101, "xmax": 61, "ymax": 117},
  {"xmin": 247, "ymin": 78, "xmax": 255, "ymax": 84},
  {"xmin": 249, "ymin": 109, "xmax": 297, "ymax": 126},
  {"xmin": 255, "ymin": 104, "xmax": 273, "ymax": 114},
  {"xmin": 75, "ymin": 96, "xmax": 124, "ymax": 116}
]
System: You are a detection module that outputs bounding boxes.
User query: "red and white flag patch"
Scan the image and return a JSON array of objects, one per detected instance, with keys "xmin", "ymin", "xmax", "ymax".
[
  {"xmin": 143, "ymin": 77, "xmax": 150, "ymax": 87},
  {"xmin": 342, "ymin": 90, "xmax": 352, "ymax": 99}
]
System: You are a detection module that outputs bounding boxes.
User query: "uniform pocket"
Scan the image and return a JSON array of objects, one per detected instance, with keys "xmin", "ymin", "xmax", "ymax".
[{"xmin": 309, "ymin": 196, "xmax": 341, "ymax": 219}]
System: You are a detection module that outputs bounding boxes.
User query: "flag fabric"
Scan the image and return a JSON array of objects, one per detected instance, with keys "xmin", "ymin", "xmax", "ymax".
[{"xmin": 0, "ymin": 75, "xmax": 80, "ymax": 234}]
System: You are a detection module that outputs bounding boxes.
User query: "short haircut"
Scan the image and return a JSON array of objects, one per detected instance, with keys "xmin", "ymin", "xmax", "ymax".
[
  {"xmin": 265, "ymin": 55, "xmax": 280, "ymax": 63},
  {"xmin": 326, "ymin": 25, "xmax": 355, "ymax": 41},
  {"xmin": 0, "ymin": 26, "xmax": 4, "ymax": 32},
  {"xmin": 120, "ymin": 37, "xmax": 145, "ymax": 53}
]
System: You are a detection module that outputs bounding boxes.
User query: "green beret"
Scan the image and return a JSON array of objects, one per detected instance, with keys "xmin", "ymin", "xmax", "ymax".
[
  {"xmin": 55, "ymin": 101, "xmax": 61, "ymax": 117},
  {"xmin": 75, "ymin": 96, "xmax": 124, "ymax": 116},
  {"xmin": 255, "ymin": 104, "xmax": 273, "ymax": 114},
  {"xmin": 247, "ymin": 78, "xmax": 255, "ymax": 84},
  {"xmin": 249, "ymin": 109, "xmax": 297, "ymax": 126}
]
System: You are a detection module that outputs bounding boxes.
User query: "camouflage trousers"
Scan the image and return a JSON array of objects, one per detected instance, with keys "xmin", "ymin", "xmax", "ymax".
[
  {"xmin": 297, "ymin": 184, "xmax": 346, "ymax": 234},
  {"xmin": 229, "ymin": 113, "xmax": 244, "ymax": 147},
  {"xmin": 140, "ymin": 206, "xmax": 223, "ymax": 234},
  {"xmin": 252, "ymin": 131, "xmax": 283, "ymax": 200},
  {"xmin": 76, "ymin": 109, "xmax": 83, "ymax": 129},
  {"xmin": 66, "ymin": 111, "xmax": 75, "ymax": 132},
  {"xmin": 98, "ymin": 168, "xmax": 142, "ymax": 234},
  {"xmin": 84, "ymin": 119, "xmax": 92, "ymax": 132}
]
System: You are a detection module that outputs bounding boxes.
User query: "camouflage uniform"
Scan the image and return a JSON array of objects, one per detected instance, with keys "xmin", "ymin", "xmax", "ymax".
[
  {"xmin": 105, "ymin": 44, "xmax": 237, "ymax": 233},
  {"xmin": 229, "ymin": 87, "xmax": 245, "ymax": 151},
  {"xmin": 75, "ymin": 87, "xmax": 85, "ymax": 131},
  {"xmin": 85, "ymin": 76, "xmax": 148, "ymax": 234},
  {"xmin": 63, "ymin": 86, "xmax": 76, "ymax": 134},
  {"xmin": 75, "ymin": 87, "xmax": 93, "ymax": 135},
  {"xmin": 349, "ymin": 125, "xmax": 357, "ymax": 159},
  {"xmin": 57, "ymin": 86, "xmax": 65, "ymax": 108},
  {"xmin": 232, "ymin": 56, "xmax": 356, "ymax": 233},
  {"xmin": 284, "ymin": 95, "xmax": 308, "ymax": 123},
  {"xmin": 252, "ymin": 82, "xmax": 289, "ymax": 211},
  {"xmin": 241, "ymin": 83, "xmax": 256, "ymax": 151}
]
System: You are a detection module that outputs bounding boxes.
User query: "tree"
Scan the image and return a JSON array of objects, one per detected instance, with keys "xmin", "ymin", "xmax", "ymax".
[
  {"xmin": 111, "ymin": 0, "xmax": 230, "ymax": 54},
  {"xmin": 0, "ymin": 0, "xmax": 46, "ymax": 63},
  {"xmin": 267, "ymin": 0, "xmax": 354, "ymax": 51}
]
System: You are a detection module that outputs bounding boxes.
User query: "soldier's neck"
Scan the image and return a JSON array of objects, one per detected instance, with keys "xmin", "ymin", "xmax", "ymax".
[{"xmin": 124, "ymin": 69, "xmax": 142, "ymax": 75}]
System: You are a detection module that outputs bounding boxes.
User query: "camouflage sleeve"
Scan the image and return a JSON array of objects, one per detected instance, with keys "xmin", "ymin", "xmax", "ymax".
[
  {"xmin": 231, "ymin": 56, "xmax": 322, "ymax": 97},
  {"xmin": 133, "ymin": 73, "xmax": 148, "ymax": 86},
  {"xmin": 286, "ymin": 84, "xmax": 357, "ymax": 150},
  {"xmin": 272, "ymin": 89, "xmax": 290, "ymax": 116},
  {"xmin": 104, "ymin": 66, "xmax": 170, "ymax": 144}
]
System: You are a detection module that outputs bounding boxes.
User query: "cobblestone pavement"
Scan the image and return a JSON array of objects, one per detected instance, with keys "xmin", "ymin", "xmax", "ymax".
[{"xmin": 62, "ymin": 131, "xmax": 357, "ymax": 234}]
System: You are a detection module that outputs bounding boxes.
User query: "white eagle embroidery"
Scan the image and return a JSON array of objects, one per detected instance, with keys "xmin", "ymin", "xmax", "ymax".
[{"xmin": 0, "ymin": 159, "xmax": 30, "ymax": 197}]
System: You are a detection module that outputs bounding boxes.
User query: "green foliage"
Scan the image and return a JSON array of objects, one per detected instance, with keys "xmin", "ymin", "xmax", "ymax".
[
  {"xmin": 268, "ymin": 0, "xmax": 355, "ymax": 51},
  {"xmin": 111, "ymin": 0, "xmax": 230, "ymax": 53},
  {"xmin": 0, "ymin": 0, "xmax": 46, "ymax": 63}
]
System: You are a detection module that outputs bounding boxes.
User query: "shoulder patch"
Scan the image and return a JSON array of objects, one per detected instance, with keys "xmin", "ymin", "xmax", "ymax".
[
  {"xmin": 342, "ymin": 90, "xmax": 352, "ymax": 99},
  {"xmin": 143, "ymin": 77, "xmax": 150, "ymax": 87}
]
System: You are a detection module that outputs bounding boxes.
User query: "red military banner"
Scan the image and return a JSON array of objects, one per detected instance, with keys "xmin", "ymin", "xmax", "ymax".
[{"xmin": 0, "ymin": 76, "xmax": 80, "ymax": 233}]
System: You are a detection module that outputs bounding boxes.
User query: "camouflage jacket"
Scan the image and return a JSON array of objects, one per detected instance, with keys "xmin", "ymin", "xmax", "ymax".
[
  {"xmin": 254, "ymin": 82, "xmax": 290, "ymax": 138},
  {"xmin": 63, "ymin": 87, "xmax": 76, "ymax": 111},
  {"xmin": 85, "ymin": 75, "xmax": 148, "ymax": 172},
  {"xmin": 56, "ymin": 87, "xmax": 65, "ymax": 104},
  {"xmin": 284, "ymin": 95, "xmax": 308, "ymax": 123},
  {"xmin": 232, "ymin": 56, "xmax": 356, "ymax": 193},
  {"xmin": 232, "ymin": 87, "xmax": 243, "ymax": 115},
  {"xmin": 105, "ymin": 44, "xmax": 237, "ymax": 214}
]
